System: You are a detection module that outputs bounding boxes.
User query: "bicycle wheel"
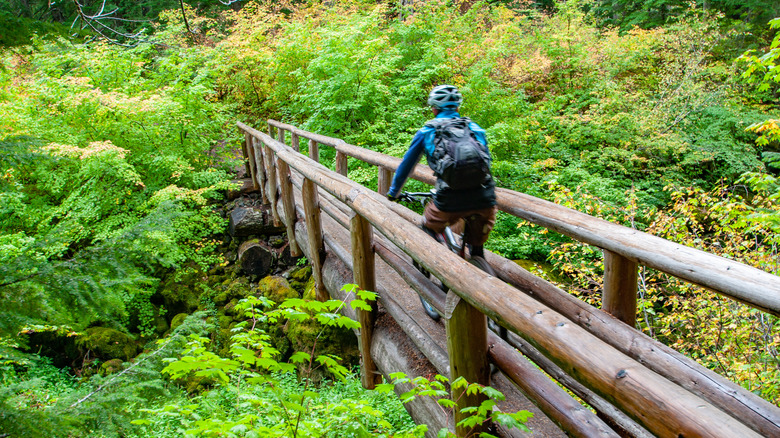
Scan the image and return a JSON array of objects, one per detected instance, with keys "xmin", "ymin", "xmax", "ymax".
[{"xmin": 469, "ymin": 256, "xmax": 508, "ymax": 341}]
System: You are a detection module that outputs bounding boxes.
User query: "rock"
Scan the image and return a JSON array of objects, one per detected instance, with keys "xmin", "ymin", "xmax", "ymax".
[
  {"xmin": 285, "ymin": 316, "xmax": 360, "ymax": 383},
  {"xmin": 170, "ymin": 313, "xmax": 189, "ymax": 331},
  {"xmin": 99, "ymin": 358, "xmax": 123, "ymax": 376},
  {"xmin": 257, "ymin": 276, "xmax": 299, "ymax": 305},
  {"xmin": 227, "ymin": 178, "xmax": 258, "ymax": 201},
  {"xmin": 228, "ymin": 206, "xmax": 285, "ymax": 237},
  {"xmin": 19, "ymin": 326, "xmax": 80, "ymax": 368},
  {"xmin": 238, "ymin": 240, "xmax": 275, "ymax": 277},
  {"xmin": 158, "ymin": 271, "xmax": 202, "ymax": 316},
  {"xmin": 76, "ymin": 327, "xmax": 139, "ymax": 362}
]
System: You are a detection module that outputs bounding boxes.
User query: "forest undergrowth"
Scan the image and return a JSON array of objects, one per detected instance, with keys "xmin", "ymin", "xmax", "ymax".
[{"xmin": 0, "ymin": 0, "xmax": 779, "ymax": 436}]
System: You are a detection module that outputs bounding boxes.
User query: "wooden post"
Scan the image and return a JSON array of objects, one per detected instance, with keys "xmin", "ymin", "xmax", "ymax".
[
  {"xmin": 291, "ymin": 132, "xmax": 300, "ymax": 152},
  {"xmin": 602, "ymin": 250, "xmax": 638, "ymax": 327},
  {"xmin": 277, "ymin": 127, "xmax": 285, "ymax": 145},
  {"xmin": 262, "ymin": 145, "xmax": 282, "ymax": 226},
  {"xmin": 244, "ymin": 132, "xmax": 260, "ymax": 191},
  {"xmin": 276, "ymin": 158, "xmax": 301, "ymax": 257},
  {"xmin": 445, "ymin": 292, "xmax": 489, "ymax": 437},
  {"xmin": 251, "ymin": 137, "xmax": 268, "ymax": 204},
  {"xmin": 377, "ymin": 166, "xmax": 392, "ymax": 196},
  {"xmin": 239, "ymin": 129, "xmax": 252, "ymax": 178},
  {"xmin": 336, "ymin": 151, "xmax": 348, "ymax": 176},
  {"xmin": 302, "ymin": 178, "xmax": 328, "ymax": 301},
  {"xmin": 309, "ymin": 139, "xmax": 319, "ymax": 162},
  {"xmin": 267, "ymin": 124, "xmax": 274, "ymax": 138},
  {"xmin": 351, "ymin": 212, "xmax": 379, "ymax": 389}
]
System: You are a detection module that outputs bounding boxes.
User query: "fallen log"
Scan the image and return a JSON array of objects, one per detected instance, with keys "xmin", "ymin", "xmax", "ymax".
[{"xmin": 237, "ymin": 240, "xmax": 274, "ymax": 277}]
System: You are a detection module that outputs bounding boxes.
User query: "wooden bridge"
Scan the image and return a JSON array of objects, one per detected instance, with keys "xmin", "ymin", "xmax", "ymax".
[{"xmin": 237, "ymin": 119, "xmax": 780, "ymax": 438}]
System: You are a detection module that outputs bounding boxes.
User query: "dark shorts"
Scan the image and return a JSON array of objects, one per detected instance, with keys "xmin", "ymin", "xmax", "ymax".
[{"xmin": 423, "ymin": 203, "xmax": 497, "ymax": 247}]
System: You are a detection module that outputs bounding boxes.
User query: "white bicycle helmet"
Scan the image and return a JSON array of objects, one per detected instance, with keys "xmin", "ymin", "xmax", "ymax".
[{"xmin": 427, "ymin": 85, "xmax": 462, "ymax": 109}]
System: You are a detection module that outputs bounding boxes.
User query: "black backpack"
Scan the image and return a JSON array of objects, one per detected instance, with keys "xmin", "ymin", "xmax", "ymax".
[{"xmin": 426, "ymin": 117, "xmax": 492, "ymax": 190}]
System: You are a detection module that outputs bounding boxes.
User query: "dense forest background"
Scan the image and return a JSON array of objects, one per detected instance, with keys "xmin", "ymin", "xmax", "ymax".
[{"xmin": 1, "ymin": 0, "xmax": 779, "ymax": 436}]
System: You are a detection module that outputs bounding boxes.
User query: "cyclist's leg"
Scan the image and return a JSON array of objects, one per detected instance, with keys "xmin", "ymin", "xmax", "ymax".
[{"xmin": 462, "ymin": 206, "xmax": 497, "ymax": 258}]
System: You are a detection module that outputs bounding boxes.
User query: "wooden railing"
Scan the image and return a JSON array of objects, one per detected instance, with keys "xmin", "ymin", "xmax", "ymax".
[{"xmin": 238, "ymin": 120, "xmax": 780, "ymax": 438}]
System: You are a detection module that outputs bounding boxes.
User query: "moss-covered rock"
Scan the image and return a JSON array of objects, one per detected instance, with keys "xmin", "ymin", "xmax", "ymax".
[
  {"xmin": 257, "ymin": 276, "xmax": 299, "ymax": 305},
  {"xmin": 302, "ymin": 276, "xmax": 317, "ymax": 301},
  {"xmin": 19, "ymin": 326, "xmax": 80, "ymax": 369},
  {"xmin": 170, "ymin": 313, "xmax": 189, "ymax": 331},
  {"xmin": 211, "ymin": 276, "xmax": 252, "ymax": 307},
  {"xmin": 158, "ymin": 271, "xmax": 202, "ymax": 316},
  {"xmin": 287, "ymin": 266, "xmax": 312, "ymax": 294},
  {"xmin": 76, "ymin": 327, "xmax": 139, "ymax": 362},
  {"xmin": 99, "ymin": 358, "xmax": 123, "ymax": 376},
  {"xmin": 285, "ymin": 316, "xmax": 360, "ymax": 382}
]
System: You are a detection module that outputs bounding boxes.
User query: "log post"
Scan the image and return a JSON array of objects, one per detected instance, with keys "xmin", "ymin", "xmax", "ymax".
[
  {"xmin": 267, "ymin": 124, "xmax": 274, "ymax": 139},
  {"xmin": 351, "ymin": 212, "xmax": 379, "ymax": 389},
  {"xmin": 239, "ymin": 129, "xmax": 252, "ymax": 178},
  {"xmin": 302, "ymin": 178, "xmax": 328, "ymax": 301},
  {"xmin": 262, "ymin": 145, "xmax": 282, "ymax": 226},
  {"xmin": 309, "ymin": 139, "xmax": 319, "ymax": 162},
  {"xmin": 336, "ymin": 151, "xmax": 348, "ymax": 176},
  {"xmin": 245, "ymin": 133, "xmax": 260, "ymax": 191},
  {"xmin": 277, "ymin": 127, "xmax": 285, "ymax": 145},
  {"xmin": 377, "ymin": 166, "xmax": 392, "ymax": 196},
  {"xmin": 602, "ymin": 250, "xmax": 638, "ymax": 327},
  {"xmin": 276, "ymin": 158, "xmax": 301, "ymax": 257},
  {"xmin": 445, "ymin": 292, "xmax": 489, "ymax": 437},
  {"xmin": 291, "ymin": 132, "xmax": 300, "ymax": 152},
  {"xmin": 251, "ymin": 137, "xmax": 268, "ymax": 204}
]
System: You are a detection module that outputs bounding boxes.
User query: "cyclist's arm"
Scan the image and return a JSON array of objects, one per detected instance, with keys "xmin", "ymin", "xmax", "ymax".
[
  {"xmin": 469, "ymin": 121, "xmax": 489, "ymax": 153},
  {"xmin": 388, "ymin": 130, "xmax": 426, "ymax": 198}
]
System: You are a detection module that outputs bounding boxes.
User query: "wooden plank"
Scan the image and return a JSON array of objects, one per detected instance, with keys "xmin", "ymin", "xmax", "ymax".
[
  {"xmin": 240, "ymin": 121, "xmax": 776, "ymax": 438},
  {"xmin": 336, "ymin": 151, "xmax": 348, "ymax": 176},
  {"xmin": 489, "ymin": 333, "xmax": 621, "ymax": 438},
  {"xmin": 500, "ymin": 334, "xmax": 652, "ymax": 438},
  {"xmin": 602, "ymin": 250, "xmax": 638, "ymax": 327},
  {"xmin": 351, "ymin": 212, "xmax": 379, "ymax": 389},
  {"xmin": 276, "ymin": 159, "xmax": 301, "ymax": 257},
  {"xmin": 378, "ymin": 166, "xmax": 392, "ymax": 196},
  {"xmin": 302, "ymin": 177, "xmax": 328, "ymax": 302},
  {"xmin": 262, "ymin": 144, "xmax": 281, "ymax": 226},
  {"xmin": 445, "ymin": 292, "xmax": 489, "ymax": 437}
]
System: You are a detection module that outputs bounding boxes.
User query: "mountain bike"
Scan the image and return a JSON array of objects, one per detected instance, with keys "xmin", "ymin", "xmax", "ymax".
[{"xmin": 397, "ymin": 191, "xmax": 508, "ymax": 341}]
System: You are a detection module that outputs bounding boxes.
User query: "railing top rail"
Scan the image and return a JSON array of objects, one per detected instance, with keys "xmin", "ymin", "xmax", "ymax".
[
  {"xmin": 266, "ymin": 119, "xmax": 780, "ymax": 316},
  {"xmin": 237, "ymin": 121, "xmax": 767, "ymax": 438}
]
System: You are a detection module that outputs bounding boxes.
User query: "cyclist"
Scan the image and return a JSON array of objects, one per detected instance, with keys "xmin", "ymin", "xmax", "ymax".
[{"xmin": 387, "ymin": 85, "xmax": 497, "ymax": 260}]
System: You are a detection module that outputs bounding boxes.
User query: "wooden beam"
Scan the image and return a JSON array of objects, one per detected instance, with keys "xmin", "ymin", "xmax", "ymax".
[
  {"xmin": 446, "ymin": 292, "xmax": 489, "ymax": 437},
  {"xmin": 309, "ymin": 139, "xmax": 319, "ymax": 162},
  {"xmin": 239, "ymin": 129, "xmax": 252, "ymax": 179},
  {"xmin": 244, "ymin": 132, "xmax": 260, "ymax": 191},
  {"xmin": 336, "ymin": 151, "xmax": 348, "ymax": 176},
  {"xmin": 251, "ymin": 137, "xmax": 268, "ymax": 204},
  {"xmin": 277, "ymin": 127, "xmax": 285, "ymax": 145},
  {"xmin": 291, "ymin": 132, "xmax": 299, "ymax": 152},
  {"xmin": 262, "ymin": 144, "xmax": 281, "ymax": 226},
  {"xmin": 602, "ymin": 250, "xmax": 638, "ymax": 327},
  {"xmin": 276, "ymin": 158, "xmax": 301, "ymax": 257},
  {"xmin": 302, "ymin": 177, "xmax": 328, "ymax": 301},
  {"xmin": 378, "ymin": 166, "xmax": 392, "ymax": 196},
  {"xmin": 351, "ymin": 212, "xmax": 379, "ymax": 389}
]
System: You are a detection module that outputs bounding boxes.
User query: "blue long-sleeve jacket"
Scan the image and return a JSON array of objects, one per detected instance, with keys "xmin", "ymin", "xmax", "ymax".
[{"xmin": 388, "ymin": 110, "xmax": 496, "ymax": 211}]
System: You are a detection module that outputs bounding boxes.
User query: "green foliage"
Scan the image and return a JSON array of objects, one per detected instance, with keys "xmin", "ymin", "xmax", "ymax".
[{"xmin": 0, "ymin": 313, "xmax": 212, "ymax": 438}]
